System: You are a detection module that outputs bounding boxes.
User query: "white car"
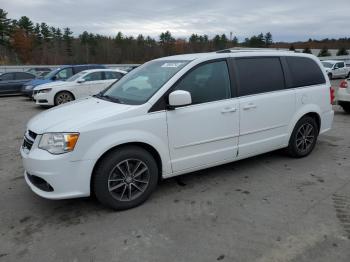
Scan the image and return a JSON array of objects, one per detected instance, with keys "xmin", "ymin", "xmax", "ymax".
[
  {"xmin": 337, "ymin": 79, "xmax": 350, "ymax": 113},
  {"xmin": 21, "ymin": 51, "xmax": 334, "ymax": 210},
  {"xmin": 33, "ymin": 69, "xmax": 126, "ymax": 106},
  {"xmin": 321, "ymin": 60, "xmax": 350, "ymax": 79}
]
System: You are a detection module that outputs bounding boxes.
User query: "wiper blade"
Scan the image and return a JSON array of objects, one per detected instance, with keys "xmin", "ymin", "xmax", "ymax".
[{"xmin": 94, "ymin": 93, "xmax": 122, "ymax": 103}]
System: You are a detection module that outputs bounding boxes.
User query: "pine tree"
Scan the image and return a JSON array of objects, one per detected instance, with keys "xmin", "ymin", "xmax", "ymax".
[
  {"xmin": 63, "ymin": 27, "xmax": 73, "ymax": 60},
  {"xmin": 289, "ymin": 44, "xmax": 296, "ymax": 51},
  {"xmin": 302, "ymin": 47, "xmax": 312, "ymax": 54},
  {"xmin": 0, "ymin": 9, "xmax": 12, "ymax": 46},
  {"xmin": 17, "ymin": 16, "xmax": 34, "ymax": 35},
  {"xmin": 336, "ymin": 47, "xmax": 349, "ymax": 56},
  {"xmin": 318, "ymin": 47, "xmax": 331, "ymax": 57}
]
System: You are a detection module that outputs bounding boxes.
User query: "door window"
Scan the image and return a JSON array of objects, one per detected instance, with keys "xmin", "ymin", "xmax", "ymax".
[
  {"xmin": 0, "ymin": 73, "xmax": 14, "ymax": 81},
  {"xmin": 56, "ymin": 68, "xmax": 73, "ymax": 80},
  {"xmin": 335, "ymin": 62, "xmax": 345, "ymax": 68},
  {"xmin": 174, "ymin": 61, "xmax": 231, "ymax": 104},
  {"xmin": 15, "ymin": 72, "xmax": 35, "ymax": 80},
  {"xmin": 83, "ymin": 72, "xmax": 103, "ymax": 81},
  {"xmin": 105, "ymin": 71, "xmax": 123, "ymax": 80},
  {"xmin": 236, "ymin": 57, "xmax": 285, "ymax": 96}
]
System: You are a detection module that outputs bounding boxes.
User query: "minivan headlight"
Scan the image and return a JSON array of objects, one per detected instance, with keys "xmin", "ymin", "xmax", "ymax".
[{"xmin": 39, "ymin": 133, "xmax": 79, "ymax": 154}]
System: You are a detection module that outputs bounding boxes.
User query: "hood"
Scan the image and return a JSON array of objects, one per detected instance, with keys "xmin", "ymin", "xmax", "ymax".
[
  {"xmin": 34, "ymin": 81, "xmax": 67, "ymax": 90},
  {"xmin": 25, "ymin": 78, "xmax": 53, "ymax": 88},
  {"xmin": 27, "ymin": 97, "xmax": 134, "ymax": 133}
]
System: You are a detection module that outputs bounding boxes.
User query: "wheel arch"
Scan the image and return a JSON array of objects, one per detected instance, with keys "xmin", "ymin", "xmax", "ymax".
[
  {"xmin": 90, "ymin": 142, "xmax": 163, "ymax": 197},
  {"xmin": 288, "ymin": 107, "xmax": 322, "ymax": 140}
]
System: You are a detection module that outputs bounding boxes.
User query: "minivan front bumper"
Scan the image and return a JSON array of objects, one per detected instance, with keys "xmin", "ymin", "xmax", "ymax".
[{"xmin": 21, "ymin": 146, "xmax": 94, "ymax": 199}]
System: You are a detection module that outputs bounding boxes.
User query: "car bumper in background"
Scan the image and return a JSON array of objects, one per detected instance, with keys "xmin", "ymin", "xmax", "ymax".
[
  {"xmin": 33, "ymin": 93, "xmax": 54, "ymax": 105},
  {"xmin": 337, "ymin": 88, "xmax": 350, "ymax": 103}
]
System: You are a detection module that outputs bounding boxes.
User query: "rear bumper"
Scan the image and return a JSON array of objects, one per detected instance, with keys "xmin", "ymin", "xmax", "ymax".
[
  {"xmin": 337, "ymin": 88, "xmax": 350, "ymax": 103},
  {"xmin": 320, "ymin": 110, "xmax": 334, "ymax": 134}
]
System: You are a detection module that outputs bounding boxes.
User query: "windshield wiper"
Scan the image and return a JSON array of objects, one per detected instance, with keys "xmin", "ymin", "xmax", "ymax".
[{"xmin": 93, "ymin": 93, "xmax": 122, "ymax": 104}]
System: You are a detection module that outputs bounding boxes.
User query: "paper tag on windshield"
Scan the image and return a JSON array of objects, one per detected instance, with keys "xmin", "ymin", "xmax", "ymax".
[{"xmin": 161, "ymin": 63, "xmax": 184, "ymax": 68}]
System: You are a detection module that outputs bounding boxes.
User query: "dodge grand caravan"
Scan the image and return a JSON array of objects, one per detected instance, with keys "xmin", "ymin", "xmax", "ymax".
[{"xmin": 21, "ymin": 50, "xmax": 334, "ymax": 210}]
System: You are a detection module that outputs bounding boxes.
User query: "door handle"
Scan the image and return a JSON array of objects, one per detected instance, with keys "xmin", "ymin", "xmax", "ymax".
[
  {"xmin": 221, "ymin": 107, "xmax": 237, "ymax": 113},
  {"xmin": 243, "ymin": 103, "xmax": 257, "ymax": 110}
]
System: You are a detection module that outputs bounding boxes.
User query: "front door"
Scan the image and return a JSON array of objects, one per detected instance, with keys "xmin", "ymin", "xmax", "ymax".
[{"xmin": 166, "ymin": 60, "xmax": 239, "ymax": 173}]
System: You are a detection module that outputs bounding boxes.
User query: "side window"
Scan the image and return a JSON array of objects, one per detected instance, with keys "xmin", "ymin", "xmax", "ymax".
[
  {"xmin": 0, "ymin": 73, "xmax": 14, "ymax": 81},
  {"xmin": 15, "ymin": 72, "xmax": 35, "ymax": 80},
  {"xmin": 174, "ymin": 61, "xmax": 231, "ymax": 104},
  {"xmin": 56, "ymin": 68, "xmax": 73, "ymax": 80},
  {"xmin": 83, "ymin": 72, "xmax": 103, "ymax": 81},
  {"xmin": 286, "ymin": 57, "xmax": 326, "ymax": 88},
  {"xmin": 336, "ymin": 62, "xmax": 345, "ymax": 68},
  {"xmin": 236, "ymin": 57, "xmax": 285, "ymax": 96},
  {"xmin": 105, "ymin": 71, "xmax": 123, "ymax": 80}
]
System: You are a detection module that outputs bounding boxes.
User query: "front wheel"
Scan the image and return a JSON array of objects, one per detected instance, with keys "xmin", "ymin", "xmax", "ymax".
[
  {"xmin": 54, "ymin": 91, "xmax": 74, "ymax": 105},
  {"xmin": 93, "ymin": 146, "xmax": 159, "ymax": 210},
  {"xmin": 287, "ymin": 116, "xmax": 318, "ymax": 158}
]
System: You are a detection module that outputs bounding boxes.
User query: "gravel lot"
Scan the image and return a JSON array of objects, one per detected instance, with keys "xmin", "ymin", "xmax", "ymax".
[{"xmin": 0, "ymin": 83, "xmax": 350, "ymax": 261}]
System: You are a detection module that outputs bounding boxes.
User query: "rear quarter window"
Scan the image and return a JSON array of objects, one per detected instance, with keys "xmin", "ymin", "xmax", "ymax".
[
  {"xmin": 235, "ymin": 57, "xmax": 285, "ymax": 96},
  {"xmin": 286, "ymin": 57, "xmax": 325, "ymax": 88}
]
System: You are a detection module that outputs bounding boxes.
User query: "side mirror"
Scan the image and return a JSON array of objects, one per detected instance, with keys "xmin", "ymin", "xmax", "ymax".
[
  {"xmin": 168, "ymin": 90, "xmax": 192, "ymax": 108},
  {"xmin": 51, "ymin": 75, "xmax": 57, "ymax": 81},
  {"xmin": 77, "ymin": 79, "xmax": 86, "ymax": 84}
]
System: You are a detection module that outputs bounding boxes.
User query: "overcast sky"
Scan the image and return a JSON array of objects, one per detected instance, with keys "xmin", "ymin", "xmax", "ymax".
[{"xmin": 1, "ymin": 0, "xmax": 350, "ymax": 41}]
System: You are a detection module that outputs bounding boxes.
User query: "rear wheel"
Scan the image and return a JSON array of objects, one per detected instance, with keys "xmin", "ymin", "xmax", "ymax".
[
  {"xmin": 93, "ymin": 146, "xmax": 159, "ymax": 210},
  {"xmin": 54, "ymin": 91, "xmax": 74, "ymax": 105},
  {"xmin": 287, "ymin": 116, "xmax": 318, "ymax": 158}
]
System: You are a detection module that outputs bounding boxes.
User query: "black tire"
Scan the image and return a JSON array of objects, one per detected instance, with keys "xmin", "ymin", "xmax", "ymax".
[
  {"xmin": 287, "ymin": 116, "xmax": 319, "ymax": 158},
  {"xmin": 54, "ymin": 91, "xmax": 74, "ymax": 105},
  {"xmin": 328, "ymin": 73, "xmax": 332, "ymax": 80},
  {"xmin": 340, "ymin": 102, "xmax": 350, "ymax": 113},
  {"xmin": 93, "ymin": 146, "xmax": 159, "ymax": 210}
]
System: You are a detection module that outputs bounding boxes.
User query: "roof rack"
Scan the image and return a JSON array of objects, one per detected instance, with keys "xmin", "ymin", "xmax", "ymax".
[{"xmin": 216, "ymin": 47, "xmax": 293, "ymax": 54}]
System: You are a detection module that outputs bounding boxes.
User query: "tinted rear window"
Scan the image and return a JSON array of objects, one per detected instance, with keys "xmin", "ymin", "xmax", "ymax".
[
  {"xmin": 236, "ymin": 57, "xmax": 285, "ymax": 96},
  {"xmin": 286, "ymin": 57, "xmax": 325, "ymax": 88}
]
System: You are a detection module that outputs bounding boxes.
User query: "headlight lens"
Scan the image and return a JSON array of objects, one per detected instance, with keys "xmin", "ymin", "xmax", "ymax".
[
  {"xmin": 39, "ymin": 133, "xmax": 79, "ymax": 154},
  {"xmin": 37, "ymin": 88, "xmax": 52, "ymax": 94}
]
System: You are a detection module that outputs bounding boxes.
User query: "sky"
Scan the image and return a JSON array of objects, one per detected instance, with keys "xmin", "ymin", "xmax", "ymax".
[{"xmin": 1, "ymin": 0, "xmax": 350, "ymax": 42}]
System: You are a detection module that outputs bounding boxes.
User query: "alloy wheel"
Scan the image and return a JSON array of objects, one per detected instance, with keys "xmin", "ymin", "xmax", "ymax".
[{"xmin": 295, "ymin": 123, "xmax": 315, "ymax": 153}]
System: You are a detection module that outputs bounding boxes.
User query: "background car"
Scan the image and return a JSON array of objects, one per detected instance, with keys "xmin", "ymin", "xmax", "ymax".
[
  {"xmin": 26, "ymin": 67, "xmax": 52, "ymax": 77},
  {"xmin": 321, "ymin": 60, "xmax": 350, "ymax": 79},
  {"xmin": 0, "ymin": 72, "xmax": 36, "ymax": 96},
  {"xmin": 337, "ymin": 79, "xmax": 350, "ymax": 113},
  {"xmin": 22, "ymin": 64, "xmax": 106, "ymax": 97},
  {"xmin": 33, "ymin": 69, "xmax": 126, "ymax": 106}
]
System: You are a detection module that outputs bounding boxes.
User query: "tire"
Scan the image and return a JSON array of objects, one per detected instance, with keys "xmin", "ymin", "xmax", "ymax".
[
  {"xmin": 287, "ymin": 116, "xmax": 319, "ymax": 158},
  {"xmin": 347, "ymin": 72, "xmax": 350, "ymax": 78},
  {"xmin": 328, "ymin": 73, "xmax": 332, "ymax": 80},
  {"xmin": 93, "ymin": 146, "xmax": 159, "ymax": 210},
  {"xmin": 54, "ymin": 91, "xmax": 74, "ymax": 105},
  {"xmin": 340, "ymin": 102, "xmax": 350, "ymax": 113}
]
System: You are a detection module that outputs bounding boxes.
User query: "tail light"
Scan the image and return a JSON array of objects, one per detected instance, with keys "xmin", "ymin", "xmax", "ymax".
[
  {"xmin": 330, "ymin": 87, "xmax": 335, "ymax": 104},
  {"xmin": 339, "ymin": 80, "xmax": 348, "ymax": 89}
]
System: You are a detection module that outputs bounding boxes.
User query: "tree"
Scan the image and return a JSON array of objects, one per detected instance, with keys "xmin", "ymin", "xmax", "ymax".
[
  {"xmin": 0, "ymin": 9, "xmax": 12, "ymax": 46},
  {"xmin": 336, "ymin": 47, "xmax": 349, "ymax": 56},
  {"xmin": 63, "ymin": 27, "xmax": 73, "ymax": 59},
  {"xmin": 264, "ymin": 32, "xmax": 273, "ymax": 47},
  {"xmin": 11, "ymin": 28, "xmax": 33, "ymax": 63},
  {"xmin": 17, "ymin": 16, "xmax": 34, "ymax": 35},
  {"xmin": 289, "ymin": 44, "xmax": 295, "ymax": 51},
  {"xmin": 302, "ymin": 47, "xmax": 312, "ymax": 54},
  {"xmin": 318, "ymin": 46, "xmax": 331, "ymax": 57}
]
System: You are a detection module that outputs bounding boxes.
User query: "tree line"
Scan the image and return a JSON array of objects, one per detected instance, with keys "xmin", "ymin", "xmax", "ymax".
[{"xmin": 1, "ymin": 8, "xmax": 349, "ymax": 65}]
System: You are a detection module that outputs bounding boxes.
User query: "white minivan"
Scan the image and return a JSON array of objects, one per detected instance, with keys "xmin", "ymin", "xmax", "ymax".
[{"xmin": 21, "ymin": 50, "xmax": 334, "ymax": 210}]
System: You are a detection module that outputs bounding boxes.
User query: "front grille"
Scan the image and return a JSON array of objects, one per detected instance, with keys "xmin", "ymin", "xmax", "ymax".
[{"xmin": 22, "ymin": 130, "xmax": 37, "ymax": 151}]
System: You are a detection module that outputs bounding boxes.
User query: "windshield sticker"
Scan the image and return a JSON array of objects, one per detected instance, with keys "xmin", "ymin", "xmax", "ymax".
[{"xmin": 161, "ymin": 62, "xmax": 184, "ymax": 68}]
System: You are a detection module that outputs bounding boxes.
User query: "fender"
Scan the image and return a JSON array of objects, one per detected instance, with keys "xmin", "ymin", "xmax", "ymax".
[
  {"xmin": 80, "ymin": 129, "xmax": 172, "ymax": 177},
  {"xmin": 287, "ymin": 104, "xmax": 322, "ymax": 140}
]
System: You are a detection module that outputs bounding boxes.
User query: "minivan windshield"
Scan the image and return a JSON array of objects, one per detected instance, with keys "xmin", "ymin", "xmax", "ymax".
[
  {"xmin": 321, "ymin": 62, "xmax": 334, "ymax": 68},
  {"xmin": 99, "ymin": 60, "xmax": 190, "ymax": 105}
]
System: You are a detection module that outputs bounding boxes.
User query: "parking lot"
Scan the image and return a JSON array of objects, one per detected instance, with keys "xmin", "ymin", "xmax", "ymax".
[{"xmin": 0, "ymin": 80, "xmax": 350, "ymax": 262}]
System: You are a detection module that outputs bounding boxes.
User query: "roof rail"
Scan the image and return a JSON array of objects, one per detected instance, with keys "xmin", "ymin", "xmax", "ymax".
[{"xmin": 216, "ymin": 47, "xmax": 293, "ymax": 54}]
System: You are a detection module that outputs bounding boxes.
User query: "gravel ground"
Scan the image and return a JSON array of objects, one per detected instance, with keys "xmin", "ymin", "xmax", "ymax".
[{"xmin": 0, "ymin": 87, "xmax": 349, "ymax": 261}]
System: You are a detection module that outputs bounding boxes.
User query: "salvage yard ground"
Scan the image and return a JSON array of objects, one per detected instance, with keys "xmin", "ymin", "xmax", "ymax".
[{"xmin": 0, "ymin": 81, "xmax": 350, "ymax": 261}]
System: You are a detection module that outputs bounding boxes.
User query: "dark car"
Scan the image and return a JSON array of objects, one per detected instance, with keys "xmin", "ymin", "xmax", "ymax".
[
  {"xmin": 22, "ymin": 64, "xmax": 106, "ymax": 97},
  {"xmin": 0, "ymin": 72, "xmax": 36, "ymax": 96}
]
